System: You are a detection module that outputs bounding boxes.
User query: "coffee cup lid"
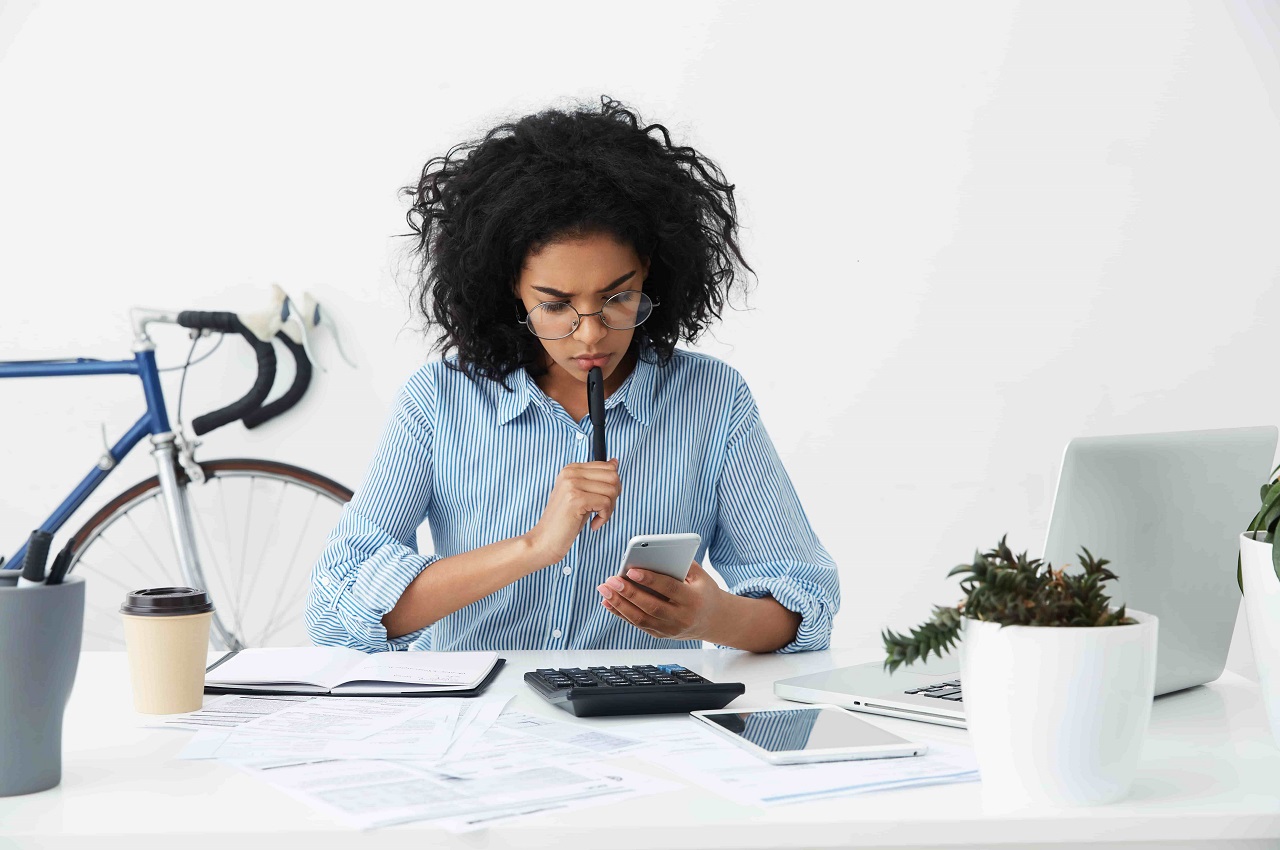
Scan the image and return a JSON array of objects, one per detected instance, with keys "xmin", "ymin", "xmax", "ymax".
[{"xmin": 120, "ymin": 587, "xmax": 214, "ymax": 616}]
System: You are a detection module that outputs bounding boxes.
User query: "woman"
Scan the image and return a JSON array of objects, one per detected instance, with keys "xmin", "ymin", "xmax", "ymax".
[{"xmin": 306, "ymin": 96, "xmax": 839, "ymax": 653}]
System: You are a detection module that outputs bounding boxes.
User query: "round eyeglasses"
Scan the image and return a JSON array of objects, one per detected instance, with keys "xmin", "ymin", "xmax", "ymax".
[{"xmin": 517, "ymin": 290, "xmax": 659, "ymax": 340}]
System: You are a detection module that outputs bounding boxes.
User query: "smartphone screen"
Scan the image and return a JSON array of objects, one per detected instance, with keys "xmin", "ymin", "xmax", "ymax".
[{"xmin": 700, "ymin": 707, "xmax": 914, "ymax": 753}]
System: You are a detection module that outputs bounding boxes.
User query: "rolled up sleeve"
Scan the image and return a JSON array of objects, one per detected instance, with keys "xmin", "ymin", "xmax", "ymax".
[
  {"xmin": 305, "ymin": 380, "xmax": 439, "ymax": 652},
  {"xmin": 706, "ymin": 381, "xmax": 841, "ymax": 653}
]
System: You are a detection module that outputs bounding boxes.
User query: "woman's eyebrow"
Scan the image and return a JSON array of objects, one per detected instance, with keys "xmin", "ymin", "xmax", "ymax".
[{"xmin": 533, "ymin": 270, "xmax": 636, "ymax": 298}]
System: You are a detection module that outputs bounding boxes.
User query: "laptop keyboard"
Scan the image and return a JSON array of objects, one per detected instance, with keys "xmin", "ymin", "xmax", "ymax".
[{"xmin": 904, "ymin": 679, "xmax": 964, "ymax": 702}]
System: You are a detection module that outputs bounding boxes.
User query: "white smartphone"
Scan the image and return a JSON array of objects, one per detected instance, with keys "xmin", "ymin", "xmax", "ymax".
[
  {"xmin": 690, "ymin": 704, "xmax": 928, "ymax": 765},
  {"xmin": 617, "ymin": 533, "xmax": 701, "ymax": 582}
]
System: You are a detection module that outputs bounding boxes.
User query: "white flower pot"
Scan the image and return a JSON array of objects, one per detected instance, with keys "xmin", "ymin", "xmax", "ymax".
[
  {"xmin": 1240, "ymin": 531, "xmax": 1280, "ymax": 746},
  {"xmin": 959, "ymin": 610, "xmax": 1158, "ymax": 807}
]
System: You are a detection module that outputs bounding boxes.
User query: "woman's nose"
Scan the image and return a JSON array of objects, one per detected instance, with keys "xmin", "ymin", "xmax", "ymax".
[{"xmin": 574, "ymin": 313, "xmax": 608, "ymax": 344}]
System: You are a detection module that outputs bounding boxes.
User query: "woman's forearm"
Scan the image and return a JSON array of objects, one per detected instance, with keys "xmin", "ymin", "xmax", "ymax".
[
  {"xmin": 382, "ymin": 535, "xmax": 548, "ymax": 638},
  {"xmin": 703, "ymin": 593, "xmax": 803, "ymax": 653}
]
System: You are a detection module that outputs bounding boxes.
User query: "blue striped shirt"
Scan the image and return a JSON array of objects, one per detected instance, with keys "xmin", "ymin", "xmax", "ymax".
[{"xmin": 305, "ymin": 346, "xmax": 840, "ymax": 653}]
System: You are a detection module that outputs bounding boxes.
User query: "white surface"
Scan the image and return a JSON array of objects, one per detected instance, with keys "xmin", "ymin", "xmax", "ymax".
[
  {"xmin": 2, "ymin": 649, "xmax": 1278, "ymax": 849},
  {"xmin": 2, "ymin": 1, "xmax": 1279, "ymax": 678},
  {"xmin": 960, "ymin": 611, "xmax": 1158, "ymax": 807},
  {"xmin": 1241, "ymin": 533, "xmax": 1280, "ymax": 746}
]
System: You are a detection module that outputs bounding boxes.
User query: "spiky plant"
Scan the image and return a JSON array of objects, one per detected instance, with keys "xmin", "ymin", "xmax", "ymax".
[
  {"xmin": 1240, "ymin": 462, "xmax": 1280, "ymax": 591},
  {"xmin": 882, "ymin": 535, "xmax": 1136, "ymax": 673}
]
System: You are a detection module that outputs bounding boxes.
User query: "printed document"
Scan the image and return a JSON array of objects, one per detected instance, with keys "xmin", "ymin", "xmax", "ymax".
[{"xmin": 628, "ymin": 718, "xmax": 980, "ymax": 806}]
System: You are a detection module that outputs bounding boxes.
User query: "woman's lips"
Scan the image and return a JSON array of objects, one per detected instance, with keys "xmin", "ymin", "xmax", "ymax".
[{"xmin": 574, "ymin": 355, "xmax": 610, "ymax": 371}]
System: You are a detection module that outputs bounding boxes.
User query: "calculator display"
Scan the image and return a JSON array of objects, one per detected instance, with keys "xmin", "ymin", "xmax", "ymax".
[{"xmin": 702, "ymin": 707, "xmax": 912, "ymax": 752}]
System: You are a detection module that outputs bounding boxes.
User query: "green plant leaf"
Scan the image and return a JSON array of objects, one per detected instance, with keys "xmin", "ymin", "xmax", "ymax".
[{"xmin": 1273, "ymin": 532, "xmax": 1280, "ymax": 586}]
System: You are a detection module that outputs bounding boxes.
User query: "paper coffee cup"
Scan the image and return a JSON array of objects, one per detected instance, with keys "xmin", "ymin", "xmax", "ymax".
[{"xmin": 120, "ymin": 587, "xmax": 215, "ymax": 714}]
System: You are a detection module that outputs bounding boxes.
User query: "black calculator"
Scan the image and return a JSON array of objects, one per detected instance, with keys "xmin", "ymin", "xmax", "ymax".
[{"xmin": 524, "ymin": 664, "xmax": 746, "ymax": 717}]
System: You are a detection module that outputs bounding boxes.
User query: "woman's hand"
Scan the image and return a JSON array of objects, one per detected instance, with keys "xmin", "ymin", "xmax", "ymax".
[
  {"xmin": 596, "ymin": 560, "xmax": 725, "ymax": 641},
  {"xmin": 524, "ymin": 459, "xmax": 621, "ymax": 567}
]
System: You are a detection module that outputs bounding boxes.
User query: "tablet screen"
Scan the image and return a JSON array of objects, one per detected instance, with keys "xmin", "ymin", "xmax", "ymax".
[{"xmin": 701, "ymin": 707, "xmax": 912, "ymax": 752}]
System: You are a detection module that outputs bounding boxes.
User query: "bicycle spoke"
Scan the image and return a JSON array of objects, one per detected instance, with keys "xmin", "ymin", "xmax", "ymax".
[
  {"xmin": 238, "ymin": 478, "xmax": 289, "ymax": 640},
  {"xmin": 74, "ymin": 559, "xmax": 141, "ymax": 597},
  {"xmin": 77, "ymin": 533, "xmax": 146, "ymax": 584},
  {"xmin": 233, "ymin": 480, "xmax": 258, "ymax": 641},
  {"xmin": 189, "ymin": 497, "xmax": 244, "ymax": 644},
  {"xmin": 121, "ymin": 509, "xmax": 170, "ymax": 575},
  {"xmin": 255, "ymin": 489, "xmax": 321, "ymax": 645}
]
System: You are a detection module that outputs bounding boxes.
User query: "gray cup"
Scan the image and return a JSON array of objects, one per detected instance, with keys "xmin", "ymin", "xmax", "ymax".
[{"xmin": 0, "ymin": 575, "xmax": 84, "ymax": 796}]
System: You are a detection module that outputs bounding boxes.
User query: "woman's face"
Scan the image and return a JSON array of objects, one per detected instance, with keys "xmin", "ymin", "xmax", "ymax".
[{"xmin": 515, "ymin": 233, "xmax": 651, "ymax": 385}]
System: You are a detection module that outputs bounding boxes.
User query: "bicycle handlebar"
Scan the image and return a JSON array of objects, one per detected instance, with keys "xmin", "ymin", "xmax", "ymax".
[
  {"xmin": 176, "ymin": 311, "xmax": 277, "ymax": 436},
  {"xmin": 242, "ymin": 331, "xmax": 312, "ymax": 429}
]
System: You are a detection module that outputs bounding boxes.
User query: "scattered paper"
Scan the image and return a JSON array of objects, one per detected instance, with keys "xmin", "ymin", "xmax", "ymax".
[
  {"xmin": 228, "ymin": 755, "xmax": 668, "ymax": 831},
  {"xmin": 178, "ymin": 700, "xmax": 465, "ymax": 761},
  {"xmin": 233, "ymin": 697, "xmax": 434, "ymax": 741},
  {"xmin": 628, "ymin": 718, "xmax": 979, "ymax": 806},
  {"xmin": 155, "ymin": 694, "xmax": 315, "ymax": 730},
  {"xmin": 438, "ymin": 695, "xmax": 512, "ymax": 760}
]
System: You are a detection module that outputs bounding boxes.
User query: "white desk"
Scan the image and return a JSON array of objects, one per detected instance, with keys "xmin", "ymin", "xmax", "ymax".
[{"xmin": 2, "ymin": 649, "xmax": 1278, "ymax": 849}]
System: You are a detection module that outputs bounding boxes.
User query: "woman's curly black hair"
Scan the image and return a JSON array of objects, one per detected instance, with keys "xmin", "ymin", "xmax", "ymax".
[{"xmin": 399, "ymin": 95, "xmax": 755, "ymax": 388}]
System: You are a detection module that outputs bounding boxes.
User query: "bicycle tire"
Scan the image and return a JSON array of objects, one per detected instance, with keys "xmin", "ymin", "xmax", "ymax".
[{"xmin": 68, "ymin": 458, "xmax": 352, "ymax": 651}]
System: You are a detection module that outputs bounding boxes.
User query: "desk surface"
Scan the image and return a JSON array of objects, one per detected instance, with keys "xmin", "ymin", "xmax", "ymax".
[{"xmin": 2, "ymin": 648, "xmax": 1278, "ymax": 850}]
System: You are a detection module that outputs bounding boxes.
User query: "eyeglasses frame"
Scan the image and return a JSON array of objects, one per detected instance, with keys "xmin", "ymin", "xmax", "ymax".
[{"xmin": 515, "ymin": 289, "xmax": 661, "ymax": 341}]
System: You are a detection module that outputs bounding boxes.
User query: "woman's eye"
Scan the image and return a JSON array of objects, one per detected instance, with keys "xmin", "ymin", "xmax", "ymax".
[{"xmin": 542, "ymin": 302, "xmax": 573, "ymax": 314}]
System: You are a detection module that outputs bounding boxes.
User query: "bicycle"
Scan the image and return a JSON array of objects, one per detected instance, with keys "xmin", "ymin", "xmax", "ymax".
[{"xmin": 1, "ymin": 289, "xmax": 355, "ymax": 651}]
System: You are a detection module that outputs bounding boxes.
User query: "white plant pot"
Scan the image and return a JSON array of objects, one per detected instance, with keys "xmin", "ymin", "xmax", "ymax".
[
  {"xmin": 1240, "ymin": 531, "xmax": 1280, "ymax": 747},
  {"xmin": 959, "ymin": 610, "xmax": 1158, "ymax": 807}
]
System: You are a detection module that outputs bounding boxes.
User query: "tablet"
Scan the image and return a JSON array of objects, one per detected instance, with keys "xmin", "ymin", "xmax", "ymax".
[{"xmin": 690, "ymin": 704, "xmax": 927, "ymax": 765}]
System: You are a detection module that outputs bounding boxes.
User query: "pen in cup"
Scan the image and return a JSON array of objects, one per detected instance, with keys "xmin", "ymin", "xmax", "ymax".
[
  {"xmin": 18, "ymin": 530, "xmax": 52, "ymax": 588},
  {"xmin": 45, "ymin": 541, "xmax": 74, "ymax": 586}
]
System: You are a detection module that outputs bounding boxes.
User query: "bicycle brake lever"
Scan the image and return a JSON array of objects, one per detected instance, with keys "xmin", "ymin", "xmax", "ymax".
[
  {"xmin": 277, "ymin": 286, "xmax": 324, "ymax": 373},
  {"xmin": 303, "ymin": 291, "xmax": 357, "ymax": 369}
]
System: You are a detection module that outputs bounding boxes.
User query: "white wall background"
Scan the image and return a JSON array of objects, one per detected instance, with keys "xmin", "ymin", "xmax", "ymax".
[{"xmin": 1, "ymin": 0, "xmax": 1277, "ymax": 675}]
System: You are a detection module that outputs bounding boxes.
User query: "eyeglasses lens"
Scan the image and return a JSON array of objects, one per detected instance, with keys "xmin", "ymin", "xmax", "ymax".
[{"xmin": 526, "ymin": 291, "xmax": 654, "ymax": 340}]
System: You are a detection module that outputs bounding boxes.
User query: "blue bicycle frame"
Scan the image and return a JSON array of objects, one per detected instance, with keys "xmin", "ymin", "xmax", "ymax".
[{"xmin": 1, "ymin": 350, "xmax": 170, "ymax": 571}]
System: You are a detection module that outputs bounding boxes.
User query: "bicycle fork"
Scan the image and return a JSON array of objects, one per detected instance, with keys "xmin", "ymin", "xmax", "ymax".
[{"xmin": 150, "ymin": 433, "xmax": 244, "ymax": 651}]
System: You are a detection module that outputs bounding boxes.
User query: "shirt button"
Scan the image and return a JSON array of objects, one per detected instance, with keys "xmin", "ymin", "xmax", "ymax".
[
  {"xmin": 575, "ymin": 432, "xmax": 586, "ymax": 440},
  {"xmin": 552, "ymin": 629, "xmax": 563, "ymax": 639},
  {"xmin": 562, "ymin": 566, "xmax": 572, "ymax": 576}
]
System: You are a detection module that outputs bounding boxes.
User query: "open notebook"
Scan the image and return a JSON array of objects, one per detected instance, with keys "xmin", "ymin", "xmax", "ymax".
[{"xmin": 205, "ymin": 647, "xmax": 503, "ymax": 696}]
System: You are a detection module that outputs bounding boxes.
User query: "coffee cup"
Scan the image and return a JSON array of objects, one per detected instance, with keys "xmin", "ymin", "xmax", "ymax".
[{"xmin": 120, "ymin": 587, "xmax": 214, "ymax": 714}]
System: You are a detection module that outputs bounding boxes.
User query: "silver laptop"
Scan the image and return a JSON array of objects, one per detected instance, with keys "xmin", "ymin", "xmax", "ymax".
[{"xmin": 775, "ymin": 426, "xmax": 1279, "ymax": 728}]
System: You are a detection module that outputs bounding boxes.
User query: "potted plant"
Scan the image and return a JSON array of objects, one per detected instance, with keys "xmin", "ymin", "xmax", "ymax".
[
  {"xmin": 1239, "ymin": 463, "xmax": 1280, "ymax": 746},
  {"xmin": 882, "ymin": 536, "xmax": 1158, "ymax": 807}
]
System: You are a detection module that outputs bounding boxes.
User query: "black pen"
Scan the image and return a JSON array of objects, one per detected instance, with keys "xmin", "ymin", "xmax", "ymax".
[
  {"xmin": 18, "ymin": 529, "xmax": 52, "ymax": 588},
  {"xmin": 587, "ymin": 366, "xmax": 606, "ymax": 462},
  {"xmin": 44, "ymin": 540, "xmax": 74, "ymax": 586}
]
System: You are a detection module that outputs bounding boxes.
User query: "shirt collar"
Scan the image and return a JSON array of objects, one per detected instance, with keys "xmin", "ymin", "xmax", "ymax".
[
  {"xmin": 496, "ymin": 368, "xmax": 537, "ymax": 425},
  {"xmin": 614, "ymin": 348, "xmax": 656, "ymax": 427},
  {"xmin": 496, "ymin": 344, "xmax": 659, "ymax": 428}
]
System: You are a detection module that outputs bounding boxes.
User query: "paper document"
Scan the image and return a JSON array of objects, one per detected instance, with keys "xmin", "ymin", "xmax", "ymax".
[
  {"xmin": 155, "ymin": 694, "xmax": 315, "ymax": 730},
  {"xmin": 233, "ymin": 696, "xmax": 433, "ymax": 741},
  {"xmin": 178, "ymin": 699, "xmax": 465, "ymax": 761},
  {"xmin": 228, "ymin": 756, "xmax": 670, "ymax": 831},
  {"xmin": 629, "ymin": 718, "xmax": 980, "ymax": 806}
]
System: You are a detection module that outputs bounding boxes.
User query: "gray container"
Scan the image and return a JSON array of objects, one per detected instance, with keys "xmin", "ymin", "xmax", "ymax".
[{"xmin": 0, "ymin": 575, "xmax": 84, "ymax": 796}]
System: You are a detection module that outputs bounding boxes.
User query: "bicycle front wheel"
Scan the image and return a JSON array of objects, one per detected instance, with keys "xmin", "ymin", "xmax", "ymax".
[{"xmin": 68, "ymin": 458, "xmax": 352, "ymax": 650}]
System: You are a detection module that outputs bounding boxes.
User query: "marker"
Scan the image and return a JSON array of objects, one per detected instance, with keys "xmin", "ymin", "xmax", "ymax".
[
  {"xmin": 587, "ymin": 366, "xmax": 606, "ymax": 462},
  {"xmin": 44, "ymin": 540, "xmax": 74, "ymax": 586},
  {"xmin": 19, "ymin": 530, "xmax": 52, "ymax": 588}
]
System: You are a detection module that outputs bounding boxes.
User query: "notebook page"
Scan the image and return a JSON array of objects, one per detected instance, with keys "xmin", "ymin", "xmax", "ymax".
[
  {"xmin": 207, "ymin": 646, "xmax": 370, "ymax": 689},
  {"xmin": 340, "ymin": 651, "xmax": 499, "ymax": 688}
]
